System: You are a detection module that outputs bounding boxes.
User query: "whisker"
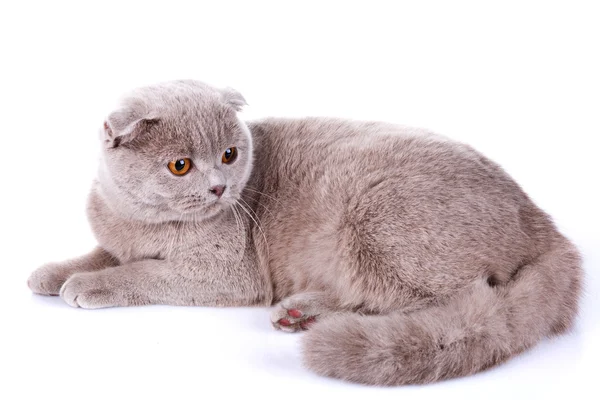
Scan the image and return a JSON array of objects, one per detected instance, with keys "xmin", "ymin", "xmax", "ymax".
[
  {"xmin": 235, "ymin": 200, "xmax": 270, "ymax": 259},
  {"xmin": 238, "ymin": 196, "xmax": 272, "ymax": 226},
  {"xmin": 244, "ymin": 186, "xmax": 284, "ymax": 207},
  {"xmin": 242, "ymin": 192, "xmax": 276, "ymax": 220},
  {"xmin": 231, "ymin": 203, "xmax": 243, "ymax": 238}
]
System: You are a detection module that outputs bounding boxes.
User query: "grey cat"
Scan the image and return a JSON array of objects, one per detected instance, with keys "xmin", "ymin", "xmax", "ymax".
[{"xmin": 28, "ymin": 80, "xmax": 582, "ymax": 385}]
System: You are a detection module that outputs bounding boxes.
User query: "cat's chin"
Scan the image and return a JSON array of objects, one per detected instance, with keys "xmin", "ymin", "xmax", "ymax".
[{"xmin": 176, "ymin": 202, "xmax": 229, "ymax": 222}]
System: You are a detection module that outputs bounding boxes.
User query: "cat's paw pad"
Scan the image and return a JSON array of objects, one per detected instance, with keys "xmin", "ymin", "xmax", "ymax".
[
  {"xmin": 271, "ymin": 303, "xmax": 319, "ymax": 333},
  {"xmin": 28, "ymin": 263, "xmax": 70, "ymax": 295},
  {"xmin": 59, "ymin": 273, "xmax": 121, "ymax": 309}
]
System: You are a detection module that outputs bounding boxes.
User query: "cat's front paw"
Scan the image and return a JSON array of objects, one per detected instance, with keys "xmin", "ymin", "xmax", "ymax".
[
  {"xmin": 60, "ymin": 272, "xmax": 123, "ymax": 309},
  {"xmin": 28, "ymin": 263, "xmax": 71, "ymax": 295}
]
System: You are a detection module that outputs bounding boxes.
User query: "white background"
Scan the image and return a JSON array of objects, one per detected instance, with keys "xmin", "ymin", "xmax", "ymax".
[{"xmin": 1, "ymin": 1, "xmax": 599, "ymax": 399}]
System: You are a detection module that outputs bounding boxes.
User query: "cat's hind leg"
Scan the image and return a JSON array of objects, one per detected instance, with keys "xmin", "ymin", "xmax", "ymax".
[
  {"xmin": 28, "ymin": 247, "xmax": 119, "ymax": 295},
  {"xmin": 271, "ymin": 291, "xmax": 338, "ymax": 333}
]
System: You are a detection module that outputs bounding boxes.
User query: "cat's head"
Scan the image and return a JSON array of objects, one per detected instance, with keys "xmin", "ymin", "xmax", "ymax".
[{"xmin": 97, "ymin": 80, "xmax": 252, "ymax": 223}]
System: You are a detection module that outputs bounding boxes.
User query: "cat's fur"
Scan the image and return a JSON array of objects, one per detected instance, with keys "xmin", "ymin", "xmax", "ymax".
[{"xmin": 28, "ymin": 80, "xmax": 582, "ymax": 385}]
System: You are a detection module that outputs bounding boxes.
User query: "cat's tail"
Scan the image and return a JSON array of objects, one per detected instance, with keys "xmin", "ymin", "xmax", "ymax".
[{"xmin": 301, "ymin": 236, "xmax": 582, "ymax": 385}]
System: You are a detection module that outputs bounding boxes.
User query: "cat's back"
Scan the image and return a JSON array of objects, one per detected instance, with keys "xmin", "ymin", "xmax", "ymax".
[
  {"xmin": 247, "ymin": 117, "xmax": 506, "ymax": 191},
  {"xmin": 248, "ymin": 117, "xmax": 438, "ymax": 155},
  {"xmin": 246, "ymin": 117, "xmax": 533, "ymax": 221}
]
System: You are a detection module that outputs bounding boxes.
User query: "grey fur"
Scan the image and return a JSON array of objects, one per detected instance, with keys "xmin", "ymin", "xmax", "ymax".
[{"xmin": 28, "ymin": 80, "xmax": 582, "ymax": 385}]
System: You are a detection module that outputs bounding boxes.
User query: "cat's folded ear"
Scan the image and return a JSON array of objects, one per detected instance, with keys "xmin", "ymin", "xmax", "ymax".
[
  {"xmin": 103, "ymin": 102, "xmax": 159, "ymax": 148},
  {"xmin": 221, "ymin": 87, "xmax": 247, "ymax": 111}
]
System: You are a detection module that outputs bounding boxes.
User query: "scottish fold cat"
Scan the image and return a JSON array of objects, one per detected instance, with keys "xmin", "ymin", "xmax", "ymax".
[{"xmin": 28, "ymin": 80, "xmax": 582, "ymax": 385}]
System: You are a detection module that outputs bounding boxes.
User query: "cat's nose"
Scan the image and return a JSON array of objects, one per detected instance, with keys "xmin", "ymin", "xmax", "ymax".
[{"xmin": 209, "ymin": 185, "xmax": 226, "ymax": 198}]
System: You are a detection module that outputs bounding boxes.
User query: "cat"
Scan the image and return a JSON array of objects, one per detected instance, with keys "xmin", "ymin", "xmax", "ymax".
[{"xmin": 27, "ymin": 80, "xmax": 582, "ymax": 385}]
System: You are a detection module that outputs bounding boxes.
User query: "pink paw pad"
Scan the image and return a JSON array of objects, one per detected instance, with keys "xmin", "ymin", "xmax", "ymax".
[
  {"xmin": 287, "ymin": 309, "xmax": 303, "ymax": 318},
  {"xmin": 278, "ymin": 318, "xmax": 292, "ymax": 326}
]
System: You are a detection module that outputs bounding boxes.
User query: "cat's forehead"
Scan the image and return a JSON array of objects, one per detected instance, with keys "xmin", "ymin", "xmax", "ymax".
[
  {"xmin": 161, "ymin": 103, "xmax": 238, "ymax": 139},
  {"xmin": 134, "ymin": 108, "xmax": 242, "ymax": 157}
]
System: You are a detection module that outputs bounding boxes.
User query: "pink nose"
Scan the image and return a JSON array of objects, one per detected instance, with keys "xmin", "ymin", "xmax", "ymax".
[{"xmin": 209, "ymin": 185, "xmax": 226, "ymax": 198}]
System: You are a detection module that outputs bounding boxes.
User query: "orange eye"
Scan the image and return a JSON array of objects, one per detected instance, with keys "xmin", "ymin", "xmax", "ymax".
[
  {"xmin": 168, "ymin": 158, "xmax": 192, "ymax": 176},
  {"xmin": 222, "ymin": 147, "xmax": 238, "ymax": 164}
]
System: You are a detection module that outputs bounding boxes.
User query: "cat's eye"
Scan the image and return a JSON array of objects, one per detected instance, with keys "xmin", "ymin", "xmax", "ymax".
[
  {"xmin": 168, "ymin": 158, "xmax": 192, "ymax": 176},
  {"xmin": 222, "ymin": 147, "xmax": 238, "ymax": 164}
]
